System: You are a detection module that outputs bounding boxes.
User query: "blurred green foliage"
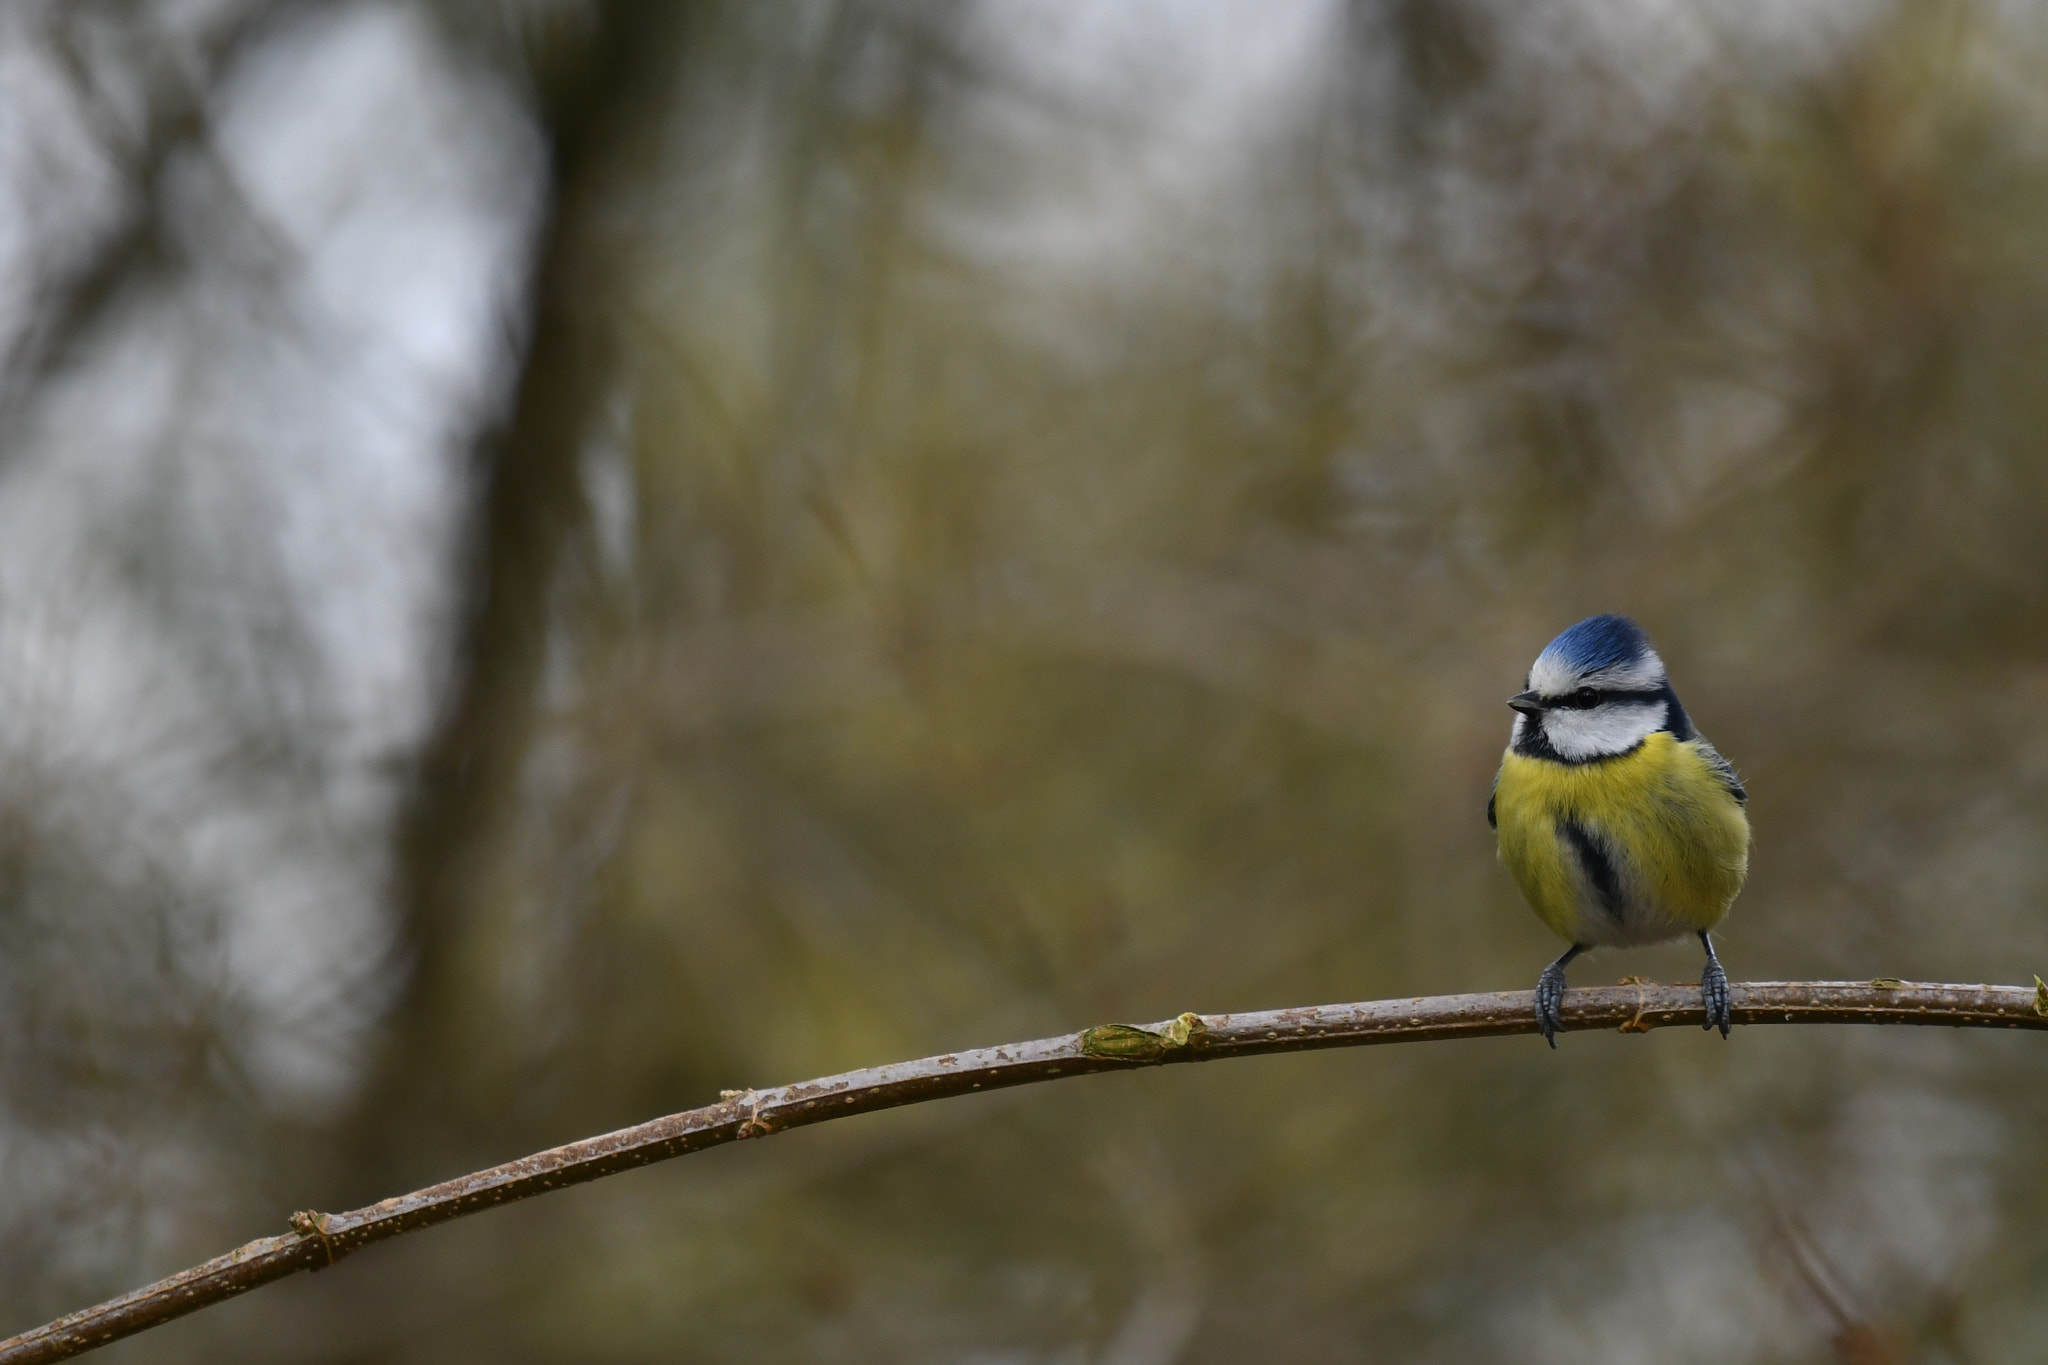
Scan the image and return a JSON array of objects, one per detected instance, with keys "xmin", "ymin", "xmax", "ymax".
[{"xmin": 9, "ymin": 0, "xmax": 2048, "ymax": 1361}]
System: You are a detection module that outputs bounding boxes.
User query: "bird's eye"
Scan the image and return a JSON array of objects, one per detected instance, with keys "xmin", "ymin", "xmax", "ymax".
[{"xmin": 1567, "ymin": 688, "xmax": 1601, "ymax": 709}]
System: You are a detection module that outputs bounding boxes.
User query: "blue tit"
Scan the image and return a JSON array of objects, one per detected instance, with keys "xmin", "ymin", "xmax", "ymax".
[{"xmin": 1488, "ymin": 614, "xmax": 1749, "ymax": 1047}]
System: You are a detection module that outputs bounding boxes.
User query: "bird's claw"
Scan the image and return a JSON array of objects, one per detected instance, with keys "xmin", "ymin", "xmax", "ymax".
[
  {"xmin": 1701, "ymin": 954, "xmax": 1731, "ymax": 1038},
  {"xmin": 1535, "ymin": 962, "xmax": 1569, "ymax": 1049}
]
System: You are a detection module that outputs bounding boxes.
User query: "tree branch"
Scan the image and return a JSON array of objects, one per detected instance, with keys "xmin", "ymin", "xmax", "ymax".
[{"xmin": 4, "ymin": 978, "xmax": 2043, "ymax": 1363}]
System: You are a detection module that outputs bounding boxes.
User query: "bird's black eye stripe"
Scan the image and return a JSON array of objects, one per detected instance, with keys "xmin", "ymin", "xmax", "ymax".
[{"xmin": 1549, "ymin": 686, "xmax": 1665, "ymax": 710}]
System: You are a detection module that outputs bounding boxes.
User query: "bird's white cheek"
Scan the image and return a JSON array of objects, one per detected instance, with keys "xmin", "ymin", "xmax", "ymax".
[{"xmin": 1541, "ymin": 702, "xmax": 1664, "ymax": 760}]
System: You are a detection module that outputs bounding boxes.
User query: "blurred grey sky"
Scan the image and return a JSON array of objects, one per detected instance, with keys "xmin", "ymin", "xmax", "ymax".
[{"xmin": 0, "ymin": 0, "xmax": 539, "ymax": 1106}]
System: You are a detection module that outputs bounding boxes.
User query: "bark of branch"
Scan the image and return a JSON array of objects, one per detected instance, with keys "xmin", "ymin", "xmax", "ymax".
[{"xmin": 4, "ymin": 977, "xmax": 2043, "ymax": 1363}]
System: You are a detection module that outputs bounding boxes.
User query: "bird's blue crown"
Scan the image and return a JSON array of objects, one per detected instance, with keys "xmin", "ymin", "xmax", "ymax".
[{"xmin": 1539, "ymin": 614, "xmax": 1651, "ymax": 673}]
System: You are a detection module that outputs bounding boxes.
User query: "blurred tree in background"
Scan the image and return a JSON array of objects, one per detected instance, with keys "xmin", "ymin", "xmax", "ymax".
[{"xmin": 2, "ymin": 0, "xmax": 2047, "ymax": 1360}]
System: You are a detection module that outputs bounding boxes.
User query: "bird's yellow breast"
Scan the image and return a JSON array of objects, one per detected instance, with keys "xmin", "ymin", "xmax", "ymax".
[{"xmin": 1493, "ymin": 731, "xmax": 1749, "ymax": 947}]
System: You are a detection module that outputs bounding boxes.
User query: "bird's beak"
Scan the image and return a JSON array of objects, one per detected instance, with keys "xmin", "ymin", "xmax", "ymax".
[{"xmin": 1507, "ymin": 691, "xmax": 1545, "ymax": 717}]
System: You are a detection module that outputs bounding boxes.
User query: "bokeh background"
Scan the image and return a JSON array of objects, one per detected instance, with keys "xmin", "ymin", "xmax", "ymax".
[{"xmin": 2, "ymin": 0, "xmax": 2046, "ymax": 1360}]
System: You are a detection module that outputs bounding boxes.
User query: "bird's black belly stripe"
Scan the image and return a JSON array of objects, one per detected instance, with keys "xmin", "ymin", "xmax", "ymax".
[{"xmin": 1558, "ymin": 818, "xmax": 1624, "ymax": 924}]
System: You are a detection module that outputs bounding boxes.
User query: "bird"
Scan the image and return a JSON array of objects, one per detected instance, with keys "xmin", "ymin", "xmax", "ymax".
[{"xmin": 1488, "ymin": 614, "xmax": 1750, "ymax": 1047}]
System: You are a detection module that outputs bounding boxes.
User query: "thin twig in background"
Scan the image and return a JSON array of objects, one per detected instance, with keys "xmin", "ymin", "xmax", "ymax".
[{"xmin": 2, "ymin": 977, "xmax": 2043, "ymax": 1365}]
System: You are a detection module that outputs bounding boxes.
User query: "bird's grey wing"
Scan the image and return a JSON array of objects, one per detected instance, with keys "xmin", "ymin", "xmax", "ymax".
[
  {"xmin": 1693, "ymin": 735, "xmax": 1747, "ymax": 805},
  {"xmin": 1487, "ymin": 768, "xmax": 1499, "ymax": 829}
]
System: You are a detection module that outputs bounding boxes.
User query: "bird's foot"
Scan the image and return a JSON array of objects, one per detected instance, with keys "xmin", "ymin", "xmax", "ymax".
[
  {"xmin": 1535, "ymin": 962, "xmax": 1569, "ymax": 1049},
  {"xmin": 1700, "ymin": 952, "xmax": 1731, "ymax": 1038}
]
